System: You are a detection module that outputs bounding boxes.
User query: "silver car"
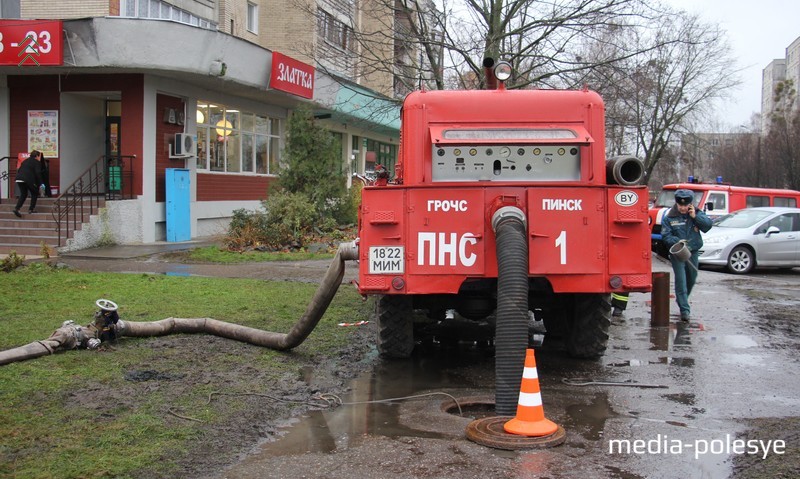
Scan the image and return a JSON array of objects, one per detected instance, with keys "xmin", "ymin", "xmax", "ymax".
[{"xmin": 698, "ymin": 207, "xmax": 800, "ymax": 274}]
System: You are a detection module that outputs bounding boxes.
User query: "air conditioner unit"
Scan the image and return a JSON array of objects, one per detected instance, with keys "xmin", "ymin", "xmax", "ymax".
[{"xmin": 171, "ymin": 132, "xmax": 197, "ymax": 158}]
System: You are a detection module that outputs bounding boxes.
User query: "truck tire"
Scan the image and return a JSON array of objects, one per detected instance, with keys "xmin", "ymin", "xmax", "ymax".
[
  {"xmin": 566, "ymin": 293, "xmax": 611, "ymax": 359},
  {"xmin": 376, "ymin": 295, "xmax": 414, "ymax": 358}
]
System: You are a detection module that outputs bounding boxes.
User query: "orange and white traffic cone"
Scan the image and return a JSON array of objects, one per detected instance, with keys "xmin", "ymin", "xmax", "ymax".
[{"xmin": 503, "ymin": 348, "xmax": 559, "ymax": 437}]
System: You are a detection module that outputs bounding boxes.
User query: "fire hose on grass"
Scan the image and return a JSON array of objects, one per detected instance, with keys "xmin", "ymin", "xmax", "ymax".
[{"xmin": 0, "ymin": 242, "xmax": 359, "ymax": 367}]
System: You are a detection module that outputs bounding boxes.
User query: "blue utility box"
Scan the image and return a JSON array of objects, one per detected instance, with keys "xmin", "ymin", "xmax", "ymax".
[{"xmin": 165, "ymin": 168, "xmax": 190, "ymax": 242}]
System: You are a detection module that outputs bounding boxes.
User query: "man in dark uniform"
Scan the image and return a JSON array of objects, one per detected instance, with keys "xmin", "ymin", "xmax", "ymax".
[{"xmin": 660, "ymin": 189, "xmax": 713, "ymax": 321}]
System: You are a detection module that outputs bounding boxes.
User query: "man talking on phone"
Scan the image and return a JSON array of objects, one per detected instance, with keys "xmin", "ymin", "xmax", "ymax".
[{"xmin": 660, "ymin": 189, "xmax": 713, "ymax": 322}]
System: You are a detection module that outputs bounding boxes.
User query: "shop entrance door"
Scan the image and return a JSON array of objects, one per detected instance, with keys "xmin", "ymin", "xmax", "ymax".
[{"xmin": 106, "ymin": 116, "xmax": 122, "ymax": 197}]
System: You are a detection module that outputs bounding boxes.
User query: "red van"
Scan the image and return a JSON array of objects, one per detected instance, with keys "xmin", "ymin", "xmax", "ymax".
[{"xmin": 649, "ymin": 179, "xmax": 800, "ymax": 256}]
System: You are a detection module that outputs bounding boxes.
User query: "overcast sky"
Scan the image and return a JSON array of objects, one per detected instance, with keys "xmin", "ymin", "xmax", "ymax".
[{"xmin": 665, "ymin": 0, "xmax": 800, "ymax": 130}]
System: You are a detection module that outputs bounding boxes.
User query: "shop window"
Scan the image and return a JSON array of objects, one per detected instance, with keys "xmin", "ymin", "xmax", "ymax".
[{"xmin": 196, "ymin": 101, "xmax": 281, "ymax": 175}]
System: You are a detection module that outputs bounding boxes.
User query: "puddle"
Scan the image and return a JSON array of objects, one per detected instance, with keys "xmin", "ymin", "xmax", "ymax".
[
  {"xmin": 165, "ymin": 264, "xmax": 193, "ymax": 276},
  {"xmin": 657, "ymin": 356, "xmax": 695, "ymax": 367},
  {"xmin": 648, "ymin": 323, "xmax": 695, "ymax": 352},
  {"xmin": 718, "ymin": 352, "xmax": 765, "ymax": 366},
  {"xmin": 661, "ymin": 392, "xmax": 695, "ymax": 406},
  {"xmin": 564, "ymin": 393, "xmax": 617, "ymax": 441},
  {"xmin": 236, "ymin": 347, "xmax": 491, "ymax": 461},
  {"xmin": 718, "ymin": 335, "xmax": 759, "ymax": 348}
]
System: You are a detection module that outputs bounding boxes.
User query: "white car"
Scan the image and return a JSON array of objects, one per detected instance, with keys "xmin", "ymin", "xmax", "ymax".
[{"xmin": 698, "ymin": 207, "xmax": 800, "ymax": 274}]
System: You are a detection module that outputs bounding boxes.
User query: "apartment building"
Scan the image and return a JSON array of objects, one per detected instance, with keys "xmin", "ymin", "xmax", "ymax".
[
  {"xmin": 0, "ymin": 0, "xmax": 411, "ymax": 250},
  {"xmin": 761, "ymin": 35, "xmax": 800, "ymax": 134}
]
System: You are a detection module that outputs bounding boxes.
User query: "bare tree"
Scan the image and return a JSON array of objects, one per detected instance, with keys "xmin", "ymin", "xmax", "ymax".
[
  {"xmin": 579, "ymin": 11, "xmax": 739, "ymax": 185},
  {"xmin": 764, "ymin": 79, "xmax": 800, "ymax": 190},
  {"xmin": 448, "ymin": 0, "xmax": 658, "ymax": 89},
  {"xmin": 298, "ymin": 0, "xmax": 741, "ymax": 183},
  {"xmin": 713, "ymin": 132, "xmax": 761, "ymax": 187},
  {"xmin": 708, "ymin": 115, "xmax": 789, "ymax": 189},
  {"xmin": 304, "ymin": 0, "xmax": 668, "ymax": 98}
]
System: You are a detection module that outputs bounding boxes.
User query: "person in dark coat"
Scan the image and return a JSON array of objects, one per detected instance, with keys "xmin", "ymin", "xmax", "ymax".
[
  {"xmin": 14, "ymin": 150, "xmax": 43, "ymax": 217},
  {"xmin": 660, "ymin": 189, "xmax": 713, "ymax": 322}
]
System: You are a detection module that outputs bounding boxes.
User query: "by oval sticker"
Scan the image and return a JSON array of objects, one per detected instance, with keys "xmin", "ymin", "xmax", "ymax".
[{"xmin": 614, "ymin": 190, "xmax": 639, "ymax": 207}]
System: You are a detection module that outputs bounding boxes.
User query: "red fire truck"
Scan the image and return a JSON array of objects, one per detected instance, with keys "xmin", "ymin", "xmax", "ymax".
[
  {"xmin": 649, "ymin": 179, "xmax": 800, "ymax": 256},
  {"xmin": 355, "ymin": 59, "xmax": 651, "ymax": 412}
]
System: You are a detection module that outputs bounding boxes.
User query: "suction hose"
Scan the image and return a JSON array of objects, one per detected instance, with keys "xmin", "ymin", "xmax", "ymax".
[
  {"xmin": 0, "ymin": 242, "xmax": 359, "ymax": 366},
  {"xmin": 606, "ymin": 155, "xmax": 645, "ymax": 186},
  {"xmin": 491, "ymin": 206, "xmax": 530, "ymax": 416}
]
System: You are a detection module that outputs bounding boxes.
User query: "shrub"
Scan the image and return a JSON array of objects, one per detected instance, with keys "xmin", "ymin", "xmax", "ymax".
[
  {"xmin": 224, "ymin": 208, "xmax": 270, "ymax": 251},
  {"xmin": 1, "ymin": 251, "xmax": 25, "ymax": 272},
  {"xmin": 263, "ymin": 190, "xmax": 317, "ymax": 242},
  {"xmin": 225, "ymin": 193, "xmax": 322, "ymax": 251}
]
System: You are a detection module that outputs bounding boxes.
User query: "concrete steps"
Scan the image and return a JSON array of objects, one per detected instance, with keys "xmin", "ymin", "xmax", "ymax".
[{"xmin": 0, "ymin": 197, "xmax": 103, "ymax": 256}]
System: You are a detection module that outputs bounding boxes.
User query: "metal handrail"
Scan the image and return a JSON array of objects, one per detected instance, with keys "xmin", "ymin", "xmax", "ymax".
[
  {"xmin": 52, "ymin": 155, "xmax": 137, "ymax": 246},
  {"xmin": 0, "ymin": 156, "xmax": 12, "ymax": 205}
]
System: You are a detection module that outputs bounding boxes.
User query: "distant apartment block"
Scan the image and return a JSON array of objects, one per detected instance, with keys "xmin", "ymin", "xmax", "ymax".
[{"xmin": 761, "ymin": 35, "xmax": 800, "ymax": 133}]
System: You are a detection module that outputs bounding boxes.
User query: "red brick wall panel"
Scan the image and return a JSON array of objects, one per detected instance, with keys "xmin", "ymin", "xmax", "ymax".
[
  {"xmin": 8, "ymin": 76, "xmax": 61, "ymax": 186},
  {"xmin": 196, "ymin": 173, "xmax": 274, "ymax": 201},
  {"xmin": 156, "ymin": 94, "xmax": 186, "ymax": 202}
]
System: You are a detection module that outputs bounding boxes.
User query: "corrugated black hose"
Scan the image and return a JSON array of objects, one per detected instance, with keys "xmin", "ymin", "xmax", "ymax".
[{"xmin": 493, "ymin": 211, "xmax": 529, "ymax": 416}]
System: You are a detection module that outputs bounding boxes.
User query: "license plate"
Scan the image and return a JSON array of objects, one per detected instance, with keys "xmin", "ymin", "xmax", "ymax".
[{"xmin": 368, "ymin": 246, "xmax": 404, "ymax": 274}]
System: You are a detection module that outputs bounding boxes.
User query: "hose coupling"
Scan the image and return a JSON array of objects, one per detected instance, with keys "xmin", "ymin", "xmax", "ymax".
[{"xmin": 491, "ymin": 206, "xmax": 526, "ymax": 232}]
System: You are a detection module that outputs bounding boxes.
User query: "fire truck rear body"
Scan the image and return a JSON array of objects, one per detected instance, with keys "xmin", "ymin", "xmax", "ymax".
[{"xmin": 357, "ymin": 83, "xmax": 651, "ymax": 358}]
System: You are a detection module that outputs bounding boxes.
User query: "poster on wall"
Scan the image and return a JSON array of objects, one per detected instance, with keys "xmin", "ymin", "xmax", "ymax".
[{"xmin": 27, "ymin": 110, "xmax": 58, "ymax": 157}]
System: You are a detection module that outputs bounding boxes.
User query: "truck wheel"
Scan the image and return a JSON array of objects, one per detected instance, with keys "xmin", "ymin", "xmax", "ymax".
[
  {"xmin": 566, "ymin": 294, "xmax": 611, "ymax": 359},
  {"xmin": 376, "ymin": 295, "xmax": 414, "ymax": 358}
]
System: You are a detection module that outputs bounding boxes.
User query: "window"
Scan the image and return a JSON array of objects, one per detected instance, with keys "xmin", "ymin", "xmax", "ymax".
[
  {"xmin": 318, "ymin": 9, "xmax": 352, "ymax": 51},
  {"xmin": 196, "ymin": 101, "xmax": 281, "ymax": 175},
  {"xmin": 246, "ymin": 2, "xmax": 258, "ymax": 34},
  {"xmin": 707, "ymin": 192, "xmax": 727, "ymax": 210},
  {"xmin": 120, "ymin": 0, "xmax": 216, "ymax": 30},
  {"xmin": 762, "ymin": 214, "xmax": 798, "ymax": 234},
  {"xmin": 746, "ymin": 195, "xmax": 769, "ymax": 207},
  {"xmin": 365, "ymin": 139, "xmax": 398, "ymax": 177},
  {"xmin": 774, "ymin": 196, "xmax": 797, "ymax": 207}
]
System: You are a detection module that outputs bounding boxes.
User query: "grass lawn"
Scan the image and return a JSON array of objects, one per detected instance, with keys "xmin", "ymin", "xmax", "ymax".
[
  {"xmin": 175, "ymin": 246, "xmax": 336, "ymax": 263},
  {"xmin": 0, "ymin": 264, "xmax": 372, "ymax": 478}
]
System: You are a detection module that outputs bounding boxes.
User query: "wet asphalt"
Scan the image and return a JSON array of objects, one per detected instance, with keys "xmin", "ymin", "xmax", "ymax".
[
  {"xmin": 220, "ymin": 262, "xmax": 799, "ymax": 479},
  {"xmin": 52, "ymin": 243, "xmax": 800, "ymax": 478}
]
